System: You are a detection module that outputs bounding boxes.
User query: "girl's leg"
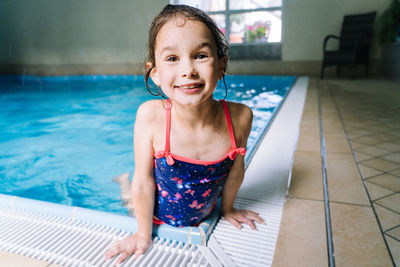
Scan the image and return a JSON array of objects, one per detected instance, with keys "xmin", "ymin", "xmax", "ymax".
[{"xmin": 112, "ymin": 173, "xmax": 135, "ymax": 217}]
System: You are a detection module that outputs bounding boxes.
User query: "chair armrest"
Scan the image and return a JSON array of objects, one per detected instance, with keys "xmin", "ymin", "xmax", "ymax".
[{"xmin": 323, "ymin": 35, "xmax": 340, "ymax": 51}]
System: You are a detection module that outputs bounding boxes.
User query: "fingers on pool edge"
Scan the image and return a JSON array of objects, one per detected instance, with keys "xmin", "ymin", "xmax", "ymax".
[
  {"xmin": 115, "ymin": 251, "xmax": 129, "ymax": 265},
  {"xmin": 133, "ymin": 249, "xmax": 145, "ymax": 259},
  {"xmin": 226, "ymin": 217, "xmax": 243, "ymax": 229},
  {"xmin": 243, "ymin": 211, "xmax": 266, "ymax": 226},
  {"xmin": 104, "ymin": 247, "xmax": 118, "ymax": 261}
]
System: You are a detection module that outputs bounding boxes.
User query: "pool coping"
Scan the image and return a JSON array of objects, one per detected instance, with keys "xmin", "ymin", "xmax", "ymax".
[
  {"xmin": 0, "ymin": 193, "xmax": 218, "ymax": 245},
  {"xmin": 207, "ymin": 76, "xmax": 309, "ymax": 266}
]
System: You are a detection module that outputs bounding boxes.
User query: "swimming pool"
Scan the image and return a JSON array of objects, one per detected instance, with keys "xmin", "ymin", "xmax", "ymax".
[{"xmin": 0, "ymin": 75, "xmax": 295, "ymax": 216}]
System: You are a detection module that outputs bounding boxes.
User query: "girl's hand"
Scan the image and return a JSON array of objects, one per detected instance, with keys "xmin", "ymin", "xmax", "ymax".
[
  {"xmin": 224, "ymin": 208, "xmax": 265, "ymax": 230},
  {"xmin": 104, "ymin": 232, "xmax": 152, "ymax": 265}
]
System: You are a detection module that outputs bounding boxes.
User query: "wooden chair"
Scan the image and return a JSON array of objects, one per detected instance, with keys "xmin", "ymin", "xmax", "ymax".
[{"xmin": 320, "ymin": 12, "xmax": 376, "ymax": 79}]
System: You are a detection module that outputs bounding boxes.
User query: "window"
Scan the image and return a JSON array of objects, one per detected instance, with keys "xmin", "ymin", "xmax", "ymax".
[{"xmin": 172, "ymin": 0, "xmax": 282, "ymax": 44}]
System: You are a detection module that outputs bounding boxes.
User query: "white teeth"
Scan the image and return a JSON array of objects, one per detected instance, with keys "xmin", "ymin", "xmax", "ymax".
[{"xmin": 180, "ymin": 85, "xmax": 199, "ymax": 89}]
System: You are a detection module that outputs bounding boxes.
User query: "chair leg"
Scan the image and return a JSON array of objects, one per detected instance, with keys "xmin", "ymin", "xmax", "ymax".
[
  {"xmin": 365, "ymin": 63, "xmax": 369, "ymax": 77},
  {"xmin": 320, "ymin": 64, "xmax": 325, "ymax": 80},
  {"xmin": 337, "ymin": 66, "xmax": 341, "ymax": 77}
]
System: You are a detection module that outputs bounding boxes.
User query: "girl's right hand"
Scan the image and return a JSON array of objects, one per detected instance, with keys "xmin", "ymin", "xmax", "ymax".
[{"xmin": 104, "ymin": 232, "xmax": 152, "ymax": 265}]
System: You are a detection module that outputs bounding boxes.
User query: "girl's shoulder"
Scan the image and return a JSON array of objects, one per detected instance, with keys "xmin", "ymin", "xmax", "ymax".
[
  {"xmin": 224, "ymin": 101, "xmax": 253, "ymax": 127},
  {"xmin": 223, "ymin": 101, "xmax": 253, "ymax": 146},
  {"xmin": 135, "ymin": 99, "xmax": 167, "ymax": 132},
  {"xmin": 136, "ymin": 99, "xmax": 166, "ymax": 120}
]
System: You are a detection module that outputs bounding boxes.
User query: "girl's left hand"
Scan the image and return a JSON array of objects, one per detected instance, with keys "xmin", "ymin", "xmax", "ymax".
[
  {"xmin": 223, "ymin": 208, "xmax": 265, "ymax": 230},
  {"xmin": 104, "ymin": 232, "xmax": 152, "ymax": 265}
]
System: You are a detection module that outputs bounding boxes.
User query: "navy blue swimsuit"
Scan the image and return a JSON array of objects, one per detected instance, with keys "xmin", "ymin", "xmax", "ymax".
[{"xmin": 153, "ymin": 99, "xmax": 246, "ymax": 227}]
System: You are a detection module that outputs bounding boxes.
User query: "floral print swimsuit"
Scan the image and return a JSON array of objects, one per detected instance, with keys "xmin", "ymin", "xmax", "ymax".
[{"xmin": 153, "ymin": 99, "xmax": 246, "ymax": 227}]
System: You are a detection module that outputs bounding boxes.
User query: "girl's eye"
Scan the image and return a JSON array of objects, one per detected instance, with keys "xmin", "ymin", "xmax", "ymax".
[
  {"xmin": 166, "ymin": 56, "xmax": 178, "ymax": 62},
  {"xmin": 196, "ymin": 54, "xmax": 208, "ymax": 59}
]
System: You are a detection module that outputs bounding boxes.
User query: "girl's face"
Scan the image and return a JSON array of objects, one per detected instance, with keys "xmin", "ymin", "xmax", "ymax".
[{"xmin": 149, "ymin": 17, "xmax": 226, "ymax": 106}]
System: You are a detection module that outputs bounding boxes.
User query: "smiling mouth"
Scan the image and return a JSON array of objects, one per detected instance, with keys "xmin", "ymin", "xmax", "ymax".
[{"xmin": 175, "ymin": 83, "xmax": 204, "ymax": 93}]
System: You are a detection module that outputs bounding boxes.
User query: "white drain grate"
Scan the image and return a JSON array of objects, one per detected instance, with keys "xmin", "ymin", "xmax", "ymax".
[
  {"xmin": 0, "ymin": 207, "xmax": 213, "ymax": 267},
  {"xmin": 209, "ymin": 191, "xmax": 284, "ymax": 267}
]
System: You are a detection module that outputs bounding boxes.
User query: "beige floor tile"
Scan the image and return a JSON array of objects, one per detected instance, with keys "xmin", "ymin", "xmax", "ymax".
[
  {"xmin": 0, "ymin": 251, "xmax": 49, "ymax": 267},
  {"xmin": 326, "ymin": 153, "xmax": 369, "ymax": 205},
  {"xmin": 351, "ymin": 135, "xmax": 381, "ymax": 146},
  {"xmin": 389, "ymin": 129, "xmax": 400, "ymax": 137},
  {"xmin": 345, "ymin": 121, "xmax": 373, "ymax": 130},
  {"xmin": 324, "ymin": 125, "xmax": 346, "ymax": 135},
  {"xmin": 374, "ymin": 142, "xmax": 400, "ymax": 152},
  {"xmin": 386, "ymin": 235, "xmax": 400, "ymax": 267},
  {"xmin": 272, "ymin": 198, "xmax": 327, "ymax": 267},
  {"xmin": 330, "ymin": 203, "xmax": 392, "ymax": 267},
  {"xmin": 368, "ymin": 125, "xmax": 387, "ymax": 133},
  {"xmin": 302, "ymin": 107, "xmax": 319, "ymax": 116},
  {"xmin": 375, "ymin": 193, "xmax": 400, "ymax": 214},
  {"xmin": 342, "ymin": 123, "xmax": 357, "ymax": 131},
  {"xmin": 383, "ymin": 152, "xmax": 400, "ymax": 164},
  {"xmin": 326, "ymin": 153, "xmax": 360, "ymax": 178},
  {"xmin": 300, "ymin": 120, "xmax": 319, "ymax": 129},
  {"xmin": 354, "ymin": 151, "xmax": 374, "ymax": 162},
  {"xmin": 355, "ymin": 146, "xmax": 391, "ymax": 157},
  {"xmin": 349, "ymin": 140, "xmax": 368, "ymax": 150},
  {"xmin": 359, "ymin": 164, "xmax": 383, "ymax": 178},
  {"xmin": 296, "ymin": 126, "xmax": 320, "ymax": 152},
  {"xmin": 302, "ymin": 100, "xmax": 318, "ymax": 113},
  {"xmin": 362, "ymin": 158, "xmax": 400, "ymax": 172},
  {"xmin": 367, "ymin": 173, "xmax": 400, "ymax": 192},
  {"xmin": 390, "ymin": 169, "xmax": 400, "ymax": 177},
  {"xmin": 322, "ymin": 114, "xmax": 343, "ymax": 130},
  {"xmin": 346, "ymin": 132, "xmax": 361, "ymax": 139},
  {"xmin": 366, "ymin": 182, "xmax": 394, "ymax": 201},
  {"xmin": 300, "ymin": 113, "xmax": 319, "ymax": 128},
  {"xmin": 289, "ymin": 151, "xmax": 323, "ymax": 200},
  {"xmin": 368, "ymin": 132, "xmax": 400, "ymax": 142},
  {"xmin": 324, "ymin": 132, "xmax": 352, "ymax": 154},
  {"xmin": 387, "ymin": 226, "xmax": 400, "ymax": 240},
  {"xmin": 374, "ymin": 204, "xmax": 400, "ymax": 231},
  {"xmin": 347, "ymin": 128, "xmax": 376, "ymax": 138}
]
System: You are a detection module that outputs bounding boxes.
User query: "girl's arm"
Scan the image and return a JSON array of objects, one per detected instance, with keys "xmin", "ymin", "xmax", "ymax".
[
  {"xmin": 104, "ymin": 102, "xmax": 156, "ymax": 264},
  {"xmin": 221, "ymin": 103, "xmax": 265, "ymax": 230},
  {"xmin": 131, "ymin": 102, "xmax": 157, "ymax": 241}
]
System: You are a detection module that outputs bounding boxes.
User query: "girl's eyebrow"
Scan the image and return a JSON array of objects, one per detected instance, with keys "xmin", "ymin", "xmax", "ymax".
[
  {"xmin": 159, "ymin": 42, "xmax": 212, "ymax": 54},
  {"xmin": 159, "ymin": 46, "xmax": 175, "ymax": 54},
  {"xmin": 197, "ymin": 42, "xmax": 212, "ymax": 50}
]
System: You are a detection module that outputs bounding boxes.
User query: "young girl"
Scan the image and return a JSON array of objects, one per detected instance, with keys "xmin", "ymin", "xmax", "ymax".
[{"xmin": 104, "ymin": 4, "xmax": 264, "ymax": 264}]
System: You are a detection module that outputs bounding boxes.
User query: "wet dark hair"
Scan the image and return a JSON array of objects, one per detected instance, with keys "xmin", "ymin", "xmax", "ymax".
[{"xmin": 144, "ymin": 4, "xmax": 229, "ymax": 98}]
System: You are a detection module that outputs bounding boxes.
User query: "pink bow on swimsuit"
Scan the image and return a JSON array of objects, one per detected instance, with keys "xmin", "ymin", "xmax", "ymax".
[{"xmin": 227, "ymin": 147, "xmax": 246, "ymax": 160}]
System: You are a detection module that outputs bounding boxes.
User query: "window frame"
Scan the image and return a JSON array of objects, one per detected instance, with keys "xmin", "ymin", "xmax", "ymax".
[{"xmin": 171, "ymin": 0, "xmax": 283, "ymax": 45}]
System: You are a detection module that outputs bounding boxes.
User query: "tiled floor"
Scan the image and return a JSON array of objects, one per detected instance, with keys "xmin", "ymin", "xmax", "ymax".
[
  {"xmin": 0, "ymin": 251, "xmax": 61, "ymax": 267},
  {"xmin": 273, "ymin": 77, "xmax": 400, "ymax": 266}
]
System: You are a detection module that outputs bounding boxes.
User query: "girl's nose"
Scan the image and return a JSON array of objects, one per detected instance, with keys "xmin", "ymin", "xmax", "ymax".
[{"xmin": 181, "ymin": 60, "xmax": 198, "ymax": 78}]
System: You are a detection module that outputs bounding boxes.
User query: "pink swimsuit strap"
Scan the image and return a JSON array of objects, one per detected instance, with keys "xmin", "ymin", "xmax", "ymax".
[
  {"xmin": 163, "ymin": 99, "xmax": 237, "ymax": 152},
  {"xmin": 155, "ymin": 99, "xmax": 246, "ymax": 166}
]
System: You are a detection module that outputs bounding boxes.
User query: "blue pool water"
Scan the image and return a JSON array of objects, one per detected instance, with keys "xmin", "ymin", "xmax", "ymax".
[{"xmin": 0, "ymin": 75, "xmax": 295, "ymax": 215}]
